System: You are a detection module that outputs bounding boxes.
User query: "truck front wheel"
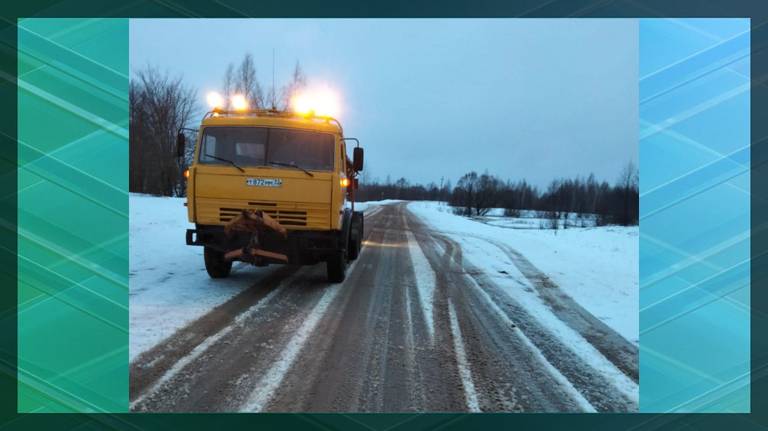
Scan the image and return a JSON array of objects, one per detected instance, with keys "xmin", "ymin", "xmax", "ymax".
[
  {"xmin": 204, "ymin": 246, "xmax": 232, "ymax": 278},
  {"xmin": 326, "ymin": 251, "xmax": 347, "ymax": 283}
]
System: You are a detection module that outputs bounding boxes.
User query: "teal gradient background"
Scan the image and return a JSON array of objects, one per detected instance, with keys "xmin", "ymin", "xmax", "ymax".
[
  {"xmin": 639, "ymin": 18, "xmax": 751, "ymax": 412},
  {"xmin": 17, "ymin": 18, "xmax": 128, "ymax": 412}
]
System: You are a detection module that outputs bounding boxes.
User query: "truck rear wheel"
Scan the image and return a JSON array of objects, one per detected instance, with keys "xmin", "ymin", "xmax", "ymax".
[
  {"xmin": 348, "ymin": 214, "xmax": 364, "ymax": 261},
  {"xmin": 348, "ymin": 229, "xmax": 361, "ymax": 261},
  {"xmin": 326, "ymin": 251, "xmax": 347, "ymax": 283},
  {"xmin": 204, "ymin": 247, "xmax": 232, "ymax": 278}
]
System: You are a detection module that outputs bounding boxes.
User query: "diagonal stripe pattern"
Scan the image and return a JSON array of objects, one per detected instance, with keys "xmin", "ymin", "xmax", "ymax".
[
  {"xmin": 639, "ymin": 18, "xmax": 751, "ymax": 413},
  {"xmin": 17, "ymin": 18, "xmax": 128, "ymax": 413}
]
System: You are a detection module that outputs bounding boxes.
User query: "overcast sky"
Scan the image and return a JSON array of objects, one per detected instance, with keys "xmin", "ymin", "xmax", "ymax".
[{"xmin": 130, "ymin": 19, "xmax": 638, "ymax": 188}]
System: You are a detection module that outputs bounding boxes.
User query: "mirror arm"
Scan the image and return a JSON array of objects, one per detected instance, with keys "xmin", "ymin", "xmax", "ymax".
[{"xmin": 341, "ymin": 137, "xmax": 360, "ymax": 148}]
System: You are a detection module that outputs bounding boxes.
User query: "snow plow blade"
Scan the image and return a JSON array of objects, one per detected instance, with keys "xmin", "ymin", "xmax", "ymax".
[
  {"xmin": 224, "ymin": 248, "xmax": 289, "ymax": 263},
  {"xmin": 223, "ymin": 209, "xmax": 289, "ymax": 264}
]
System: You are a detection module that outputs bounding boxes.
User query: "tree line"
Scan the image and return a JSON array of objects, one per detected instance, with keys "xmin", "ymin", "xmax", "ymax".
[{"xmin": 357, "ymin": 164, "xmax": 639, "ymax": 226}]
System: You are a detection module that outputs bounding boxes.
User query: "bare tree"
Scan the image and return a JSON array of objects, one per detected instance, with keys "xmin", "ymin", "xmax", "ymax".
[
  {"xmin": 280, "ymin": 61, "xmax": 307, "ymax": 110},
  {"xmin": 475, "ymin": 171, "xmax": 500, "ymax": 216},
  {"xmin": 233, "ymin": 53, "xmax": 263, "ymax": 109},
  {"xmin": 129, "ymin": 66, "xmax": 197, "ymax": 196},
  {"xmin": 450, "ymin": 171, "xmax": 479, "ymax": 216}
]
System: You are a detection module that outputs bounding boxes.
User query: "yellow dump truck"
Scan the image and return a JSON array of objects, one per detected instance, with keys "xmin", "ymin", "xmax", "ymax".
[{"xmin": 177, "ymin": 107, "xmax": 364, "ymax": 282}]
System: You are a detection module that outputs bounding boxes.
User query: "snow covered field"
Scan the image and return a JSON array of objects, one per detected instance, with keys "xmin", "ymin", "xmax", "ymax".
[
  {"xmin": 408, "ymin": 201, "xmax": 639, "ymax": 344},
  {"xmin": 474, "ymin": 208, "xmax": 600, "ymax": 230},
  {"xmin": 129, "ymin": 194, "xmax": 391, "ymax": 360}
]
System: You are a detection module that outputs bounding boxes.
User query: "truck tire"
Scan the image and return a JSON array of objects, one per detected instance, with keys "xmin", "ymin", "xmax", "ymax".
[
  {"xmin": 348, "ymin": 214, "xmax": 364, "ymax": 261},
  {"xmin": 348, "ymin": 228, "xmax": 360, "ymax": 261},
  {"xmin": 204, "ymin": 246, "xmax": 232, "ymax": 278},
  {"xmin": 326, "ymin": 251, "xmax": 347, "ymax": 283},
  {"xmin": 358, "ymin": 217, "xmax": 364, "ymax": 252}
]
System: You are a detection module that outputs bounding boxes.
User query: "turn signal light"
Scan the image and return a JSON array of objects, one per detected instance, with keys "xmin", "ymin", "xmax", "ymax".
[
  {"xmin": 183, "ymin": 169, "xmax": 190, "ymax": 179},
  {"xmin": 340, "ymin": 177, "xmax": 350, "ymax": 188}
]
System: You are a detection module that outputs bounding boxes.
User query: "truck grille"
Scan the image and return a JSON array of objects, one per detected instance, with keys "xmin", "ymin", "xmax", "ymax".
[
  {"xmin": 219, "ymin": 206, "xmax": 308, "ymax": 226},
  {"xmin": 195, "ymin": 197, "xmax": 329, "ymax": 229}
]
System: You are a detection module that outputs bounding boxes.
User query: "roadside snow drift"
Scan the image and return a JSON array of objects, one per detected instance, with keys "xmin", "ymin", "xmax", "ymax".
[{"xmin": 407, "ymin": 201, "xmax": 639, "ymax": 344}]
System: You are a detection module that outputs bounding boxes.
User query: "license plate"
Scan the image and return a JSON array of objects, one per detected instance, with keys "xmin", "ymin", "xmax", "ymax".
[{"xmin": 246, "ymin": 178, "xmax": 282, "ymax": 187}]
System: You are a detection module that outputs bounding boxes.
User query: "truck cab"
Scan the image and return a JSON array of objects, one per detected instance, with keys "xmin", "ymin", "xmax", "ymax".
[{"xmin": 179, "ymin": 108, "xmax": 364, "ymax": 283}]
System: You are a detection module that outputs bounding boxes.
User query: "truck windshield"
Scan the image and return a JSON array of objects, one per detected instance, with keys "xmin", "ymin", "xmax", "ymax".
[{"xmin": 199, "ymin": 127, "xmax": 335, "ymax": 172}]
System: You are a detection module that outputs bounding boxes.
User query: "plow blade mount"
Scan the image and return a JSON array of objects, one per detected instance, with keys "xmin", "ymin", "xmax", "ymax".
[{"xmin": 223, "ymin": 209, "xmax": 289, "ymax": 264}]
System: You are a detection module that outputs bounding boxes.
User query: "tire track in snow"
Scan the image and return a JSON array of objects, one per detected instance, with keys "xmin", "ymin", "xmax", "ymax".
[
  {"xmin": 404, "ymin": 228, "xmax": 436, "ymax": 342},
  {"xmin": 130, "ymin": 271, "xmax": 300, "ymax": 410},
  {"xmin": 405, "ymin": 206, "xmax": 628, "ymax": 411},
  {"xmin": 261, "ymin": 208, "xmax": 449, "ymax": 412},
  {"xmin": 132, "ymin": 207, "xmax": 389, "ymax": 412},
  {"xmin": 406, "ymin": 207, "xmax": 586, "ymax": 411},
  {"xmin": 241, "ymin": 283, "xmax": 343, "ymax": 411},
  {"xmin": 479, "ymin": 235, "xmax": 639, "ymax": 382},
  {"xmin": 241, "ymin": 255, "xmax": 367, "ymax": 412},
  {"xmin": 447, "ymin": 301, "xmax": 481, "ymax": 412},
  {"xmin": 130, "ymin": 264, "xmax": 302, "ymax": 405},
  {"xmin": 465, "ymin": 275, "xmax": 597, "ymax": 412},
  {"xmin": 405, "ymin": 204, "xmax": 638, "ymax": 406},
  {"xmin": 452, "ymin": 234, "xmax": 639, "ymax": 403}
]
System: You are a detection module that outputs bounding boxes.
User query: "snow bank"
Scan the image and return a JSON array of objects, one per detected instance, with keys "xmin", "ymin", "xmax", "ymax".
[{"xmin": 408, "ymin": 201, "xmax": 638, "ymax": 344}]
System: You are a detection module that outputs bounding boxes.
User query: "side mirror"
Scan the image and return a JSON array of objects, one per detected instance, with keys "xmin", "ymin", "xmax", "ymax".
[
  {"xmin": 176, "ymin": 132, "xmax": 186, "ymax": 158},
  {"xmin": 353, "ymin": 147, "xmax": 364, "ymax": 172}
]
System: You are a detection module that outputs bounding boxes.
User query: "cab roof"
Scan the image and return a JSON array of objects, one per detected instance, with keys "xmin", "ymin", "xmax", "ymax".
[{"xmin": 200, "ymin": 110, "xmax": 343, "ymax": 135}]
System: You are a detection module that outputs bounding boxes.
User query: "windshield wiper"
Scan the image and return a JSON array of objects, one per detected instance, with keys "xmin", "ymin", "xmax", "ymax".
[
  {"xmin": 269, "ymin": 161, "xmax": 314, "ymax": 177},
  {"xmin": 205, "ymin": 153, "xmax": 245, "ymax": 173}
]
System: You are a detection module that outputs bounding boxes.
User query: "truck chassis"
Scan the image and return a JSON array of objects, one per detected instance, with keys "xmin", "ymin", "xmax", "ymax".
[{"xmin": 186, "ymin": 208, "xmax": 363, "ymax": 282}]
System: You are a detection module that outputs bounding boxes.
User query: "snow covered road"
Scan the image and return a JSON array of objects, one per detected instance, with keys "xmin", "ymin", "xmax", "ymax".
[{"xmin": 130, "ymin": 199, "xmax": 638, "ymax": 412}]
